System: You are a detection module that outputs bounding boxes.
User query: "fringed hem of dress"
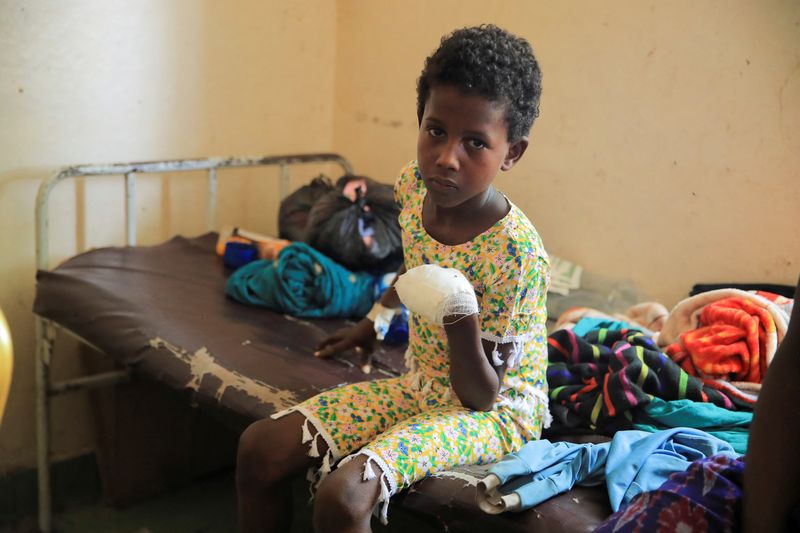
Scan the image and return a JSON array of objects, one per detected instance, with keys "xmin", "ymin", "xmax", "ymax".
[
  {"xmin": 271, "ymin": 405, "xmax": 342, "ymax": 496},
  {"xmin": 338, "ymin": 449, "xmax": 398, "ymax": 525}
]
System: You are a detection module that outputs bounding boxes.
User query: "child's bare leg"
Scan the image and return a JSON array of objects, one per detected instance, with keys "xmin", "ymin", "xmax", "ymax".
[
  {"xmin": 237, "ymin": 412, "xmax": 322, "ymax": 533},
  {"xmin": 313, "ymin": 455, "xmax": 382, "ymax": 533}
]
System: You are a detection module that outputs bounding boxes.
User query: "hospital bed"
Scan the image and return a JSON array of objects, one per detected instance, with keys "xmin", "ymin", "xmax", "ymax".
[{"xmin": 32, "ymin": 154, "xmax": 611, "ymax": 532}]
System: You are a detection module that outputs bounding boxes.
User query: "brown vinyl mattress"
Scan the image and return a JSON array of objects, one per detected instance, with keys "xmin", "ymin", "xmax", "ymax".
[{"xmin": 33, "ymin": 233, "xmax": 611, "ymax": 531}]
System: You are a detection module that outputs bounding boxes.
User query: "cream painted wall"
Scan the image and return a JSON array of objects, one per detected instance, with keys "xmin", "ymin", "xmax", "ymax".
[
  {"xmin": 333, "ymin": 0, "xmax": 800, "ymax": 305},
  {"xmin": 0, "ymin": 0, "xmax": 337, "ymax": 472},
  {"xmin": 1, "ymin": 0, "xmax": 798, "ymax": 475}
]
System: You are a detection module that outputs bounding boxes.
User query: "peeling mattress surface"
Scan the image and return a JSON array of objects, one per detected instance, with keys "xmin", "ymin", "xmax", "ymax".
[{"xmin": 33, "ymin": 233, "xmax": 407, "ymax": 423}]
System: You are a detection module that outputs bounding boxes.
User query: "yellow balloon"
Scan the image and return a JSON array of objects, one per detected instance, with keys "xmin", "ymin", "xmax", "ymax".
[{"xmin": 0, "ymin": 309, "xmax": 13, "ymax": 427}]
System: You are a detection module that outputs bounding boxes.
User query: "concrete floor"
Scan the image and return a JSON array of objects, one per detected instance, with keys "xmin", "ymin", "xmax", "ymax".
[
  {"xmin": 6, "ymin": 468, "xmax": 239, "ymax": 533},
  {"xmin": 6, "ymin": 468, "xmax": 437, "ymax": 533},
  {"xmin": 56, "ymin": 469, "xmax": 239, "ymax": 533}
]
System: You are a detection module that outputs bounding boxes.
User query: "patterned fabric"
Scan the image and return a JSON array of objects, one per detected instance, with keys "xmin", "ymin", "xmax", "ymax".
[
  {"xmin": 546, "ymin": 328, "xmax": 755, "ymax": 434},
  {"xmin": 594, "ymin": 454, "xmax": 745, "ymax": 533},
  {"xmin": 288, "ymin": 371, "xmax": 532, "ymax": 490},
  {"xmin": 666, "ymin": 296, "xmax": 783, "ymax": 383},
  {"xmin": 273, "ymin": 160, "xmax": 550, "ymax": 522}
]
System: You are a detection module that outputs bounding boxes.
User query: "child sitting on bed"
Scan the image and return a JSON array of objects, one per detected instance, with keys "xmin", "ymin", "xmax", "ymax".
[{"xmin": 236, "ymin": 24, "xmax": 550, "ymax": 532}]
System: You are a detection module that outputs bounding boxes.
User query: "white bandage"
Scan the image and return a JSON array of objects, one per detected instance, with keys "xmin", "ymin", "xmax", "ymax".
[
  {"xmin": 366, "ymin": 302, "xmax": 400, "ymax": 341},
  {"xmin": 394, "ymin": 264, "xmax": 479, "ymax": 325}
]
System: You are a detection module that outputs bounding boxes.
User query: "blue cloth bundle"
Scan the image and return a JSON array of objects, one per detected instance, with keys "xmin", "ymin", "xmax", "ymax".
[{"xmin": 225, "ymin": 242, "xmax": 374, "ymax": 319}]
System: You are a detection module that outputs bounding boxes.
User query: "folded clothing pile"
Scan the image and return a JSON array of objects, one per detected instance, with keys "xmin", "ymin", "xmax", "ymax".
[
  {"xmin": 477, "ymin": 428, "xmax": 737, "ymax": 514},
  {"xmin": 225, "ymin": 242, "xmax": 375, "ymax": 319}
]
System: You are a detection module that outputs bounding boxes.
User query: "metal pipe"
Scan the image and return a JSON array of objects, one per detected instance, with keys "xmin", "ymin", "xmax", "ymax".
[
  {"xmin": 48, "ymin": 153, "xmax": 351, "ymax": 177},
  {"xmin": 125, "ymin": 172, "xmax": 136, "ymax": 246},
  {"xmin": 35, "ymin": 153, "xmax": 352, "ymax": 270},
  {"xmin": 49, "ymin": 369, "xmax": 131, "ymax": 396},
  {"xmin": 207, "ymin": 168, "xmax": 217, "ymax": 231},
  {"xmin": 35, "ymin": 317, "xmax": 54, "ymax": 533},
  {"xmin": 36, "ymin": 167, "xmax": 81, "ymax": 271},
  {"xmin": 279, "ymin": 164, "xmax": 290, "ymax": 200}
]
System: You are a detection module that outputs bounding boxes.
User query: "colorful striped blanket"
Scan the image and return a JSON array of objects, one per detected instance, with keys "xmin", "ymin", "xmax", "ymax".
[{"xmin": 546, "ymin": 329, "xmax": 754, "ymax": 432}]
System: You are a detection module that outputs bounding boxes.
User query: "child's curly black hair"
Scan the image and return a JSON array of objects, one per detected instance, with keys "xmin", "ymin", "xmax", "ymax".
[{"xmin": 417, "ymin": 25, "xmax": 542, "ymax": 142}]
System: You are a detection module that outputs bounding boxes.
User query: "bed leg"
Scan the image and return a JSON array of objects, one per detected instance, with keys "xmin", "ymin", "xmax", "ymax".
[{"xmin": 35, "ymin": 317, "xmax": 55, "ymax": 533}]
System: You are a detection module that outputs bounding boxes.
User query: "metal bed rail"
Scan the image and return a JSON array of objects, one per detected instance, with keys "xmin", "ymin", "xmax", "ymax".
[{"xmin": 33, "ymin": 153, "xmax": 353, "ymax": 532}]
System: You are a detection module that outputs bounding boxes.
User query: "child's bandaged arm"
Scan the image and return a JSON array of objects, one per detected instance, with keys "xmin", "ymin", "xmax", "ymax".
[{"xmin": 395, "ymin": 264, "xmax": 511, "ymax": 411}]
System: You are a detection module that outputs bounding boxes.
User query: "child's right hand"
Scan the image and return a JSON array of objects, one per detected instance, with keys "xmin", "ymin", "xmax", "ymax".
[{"xmin": 314, "ymin": 319, "xmax": 376, "ymax": 360}]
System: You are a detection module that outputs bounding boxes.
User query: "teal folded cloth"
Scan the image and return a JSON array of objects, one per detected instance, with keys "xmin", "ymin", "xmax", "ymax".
[
  {"xmin": 633, "ymin": 397, "xmax": 752, "ymax": 454},
  {"xmin": 225, "ymin": 242, "xmax": 374, "ymax": 319},
  {"xmin": 572, "ymin": 316, "xmax": 642, "ymax": 337}
]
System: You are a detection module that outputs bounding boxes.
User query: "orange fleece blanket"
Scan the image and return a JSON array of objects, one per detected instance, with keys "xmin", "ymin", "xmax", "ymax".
[{"xmin": 666, "ymin": 293, "xmax": 790, "ymax": 383}]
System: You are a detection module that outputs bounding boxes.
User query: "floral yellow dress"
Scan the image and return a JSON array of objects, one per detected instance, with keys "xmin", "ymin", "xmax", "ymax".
[{"xmin": 273, "ymin": 160, "xmax": 551, "ymax": 523}]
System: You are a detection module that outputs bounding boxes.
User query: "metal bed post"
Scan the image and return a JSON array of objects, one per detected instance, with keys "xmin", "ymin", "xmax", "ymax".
[
  {"xmin": 207, "ymin": 168, "xmax": 218, "ymax": 232},
  {"xmin": 279, "ymin": 164, "xmax": 290, "ymax": 200},
  {"xmin": 34, "ymin": 316, "xmax": 53, "ymax": 533},
  {"xmin": 125, "ymin": 172, "xmax": 136, "ymax": 246},
  {"xmin": 33, "ymin": 153, "xmax": 353, "ymax": 532}
]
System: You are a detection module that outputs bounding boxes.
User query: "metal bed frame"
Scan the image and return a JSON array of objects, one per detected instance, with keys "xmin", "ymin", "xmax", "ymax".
[{"xmin": 33, "ymin": 153, "xmax": 353, "ymax": 533}]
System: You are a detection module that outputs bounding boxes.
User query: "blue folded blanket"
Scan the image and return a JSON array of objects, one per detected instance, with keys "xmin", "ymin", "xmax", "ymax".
[
  {"xmin": 225, "ymin": 242, "xmax": 374, "ymax": 318},
  {"xmin": 476, "ymin": 428, "xmax": 738, "ymax": 514}
]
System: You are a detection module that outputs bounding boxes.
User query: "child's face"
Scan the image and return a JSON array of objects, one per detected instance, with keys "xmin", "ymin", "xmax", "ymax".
[{"xmin": 417, "ymin": 85, "xmax": 526, "ymax": 209}]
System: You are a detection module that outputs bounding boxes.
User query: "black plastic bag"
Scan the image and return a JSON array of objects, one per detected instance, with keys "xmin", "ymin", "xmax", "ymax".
[
  {"xmin": 305, "ymin": 175, "xmax": 402, "ymax": 272},
  {"xmin": 277, "ymin": 174, "xmax": 334, "ymax": 242}
]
